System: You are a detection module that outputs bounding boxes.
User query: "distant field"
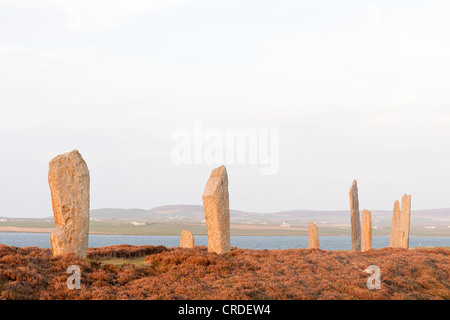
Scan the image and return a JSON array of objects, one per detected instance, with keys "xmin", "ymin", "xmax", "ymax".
[{"xmin": 0, "ymin": 219, "xmax": 449, "ymax": 237}]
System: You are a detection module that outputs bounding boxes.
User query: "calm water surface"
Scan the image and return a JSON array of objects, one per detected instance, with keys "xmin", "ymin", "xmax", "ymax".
[{"xmin": 0, "ymin": 232, "xmax": 449, "ymax": 250}]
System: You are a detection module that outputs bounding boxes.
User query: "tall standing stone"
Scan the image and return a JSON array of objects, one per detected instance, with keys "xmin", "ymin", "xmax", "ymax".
[
  {"xmin": 49, "ymin": 150, "xmax": 90, "ymax": 258},
  {"xmin": 389, "ymin": 200, "xmax": 401, "ymax": 248},
  {"xmin": 361, "ymin": 210, "xmax": 372, "ymax": 252},
  {"xmin": 308, "ymin": 223, "xmax": 320, "ymax": 249},
  {"xmin": 202, "ymin": 165, "xmax": 230, "ymax": 254},
  {"xmin": 349, "ymin": 180, "xmax": 361, "ymax": 251},
  {"xmin": 398, "ymin": 194, "xmax": 412, "ymax": 249},
  {"xmin": 180, "ymin": 230, "xmax": 195, "ymax": 248}
]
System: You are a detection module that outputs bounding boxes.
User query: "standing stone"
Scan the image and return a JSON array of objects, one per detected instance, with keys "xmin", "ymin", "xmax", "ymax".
[
  {"xmin": 349, "ymin": 180, "xmax": 362, "ymax": 251},
  {"xmin": 398, "ymin": 194, "xmax": 412, "ymax": 249},
  {"xmin": 49, "ymin": 150, "xmax": 90, "ymax": 258},
  {"xmin": 308, "ymin": 223, "xmax": 320, "ymax": 249},
  {"xmin": 361, "ymin": 210, "xmax": 372, "ymax": 252},
  {"xmin": 202, "ymin": 165, "xmax": 230, "ymax": 254},
  {"xmin": 180, "ymin": 230, "xmax": 195, "ymax": 248},
  {"xmin": 389, "ymin": 200, "xmax": 401, "ymax": 248}
]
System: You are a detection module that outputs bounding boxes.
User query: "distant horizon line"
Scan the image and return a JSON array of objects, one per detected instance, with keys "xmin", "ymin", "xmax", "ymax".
[{"xmin": 2, "ymin": 204, "xmax": 450, "ymax": 219}]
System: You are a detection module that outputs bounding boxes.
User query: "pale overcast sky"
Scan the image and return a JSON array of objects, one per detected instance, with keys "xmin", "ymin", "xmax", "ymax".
[{"xmin": 1, "ymin": 0, "xmax": 450, "ymax": 217}]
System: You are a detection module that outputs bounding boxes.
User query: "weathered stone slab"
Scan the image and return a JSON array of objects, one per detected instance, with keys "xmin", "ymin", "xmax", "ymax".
[
  {"xmin": 349, "ymin": 180, "xmax": 361, "ymax": 251},
  {"xmin": 202, "ymin": 165, "xmax": 230, "ymax": 254},
  {"xmin": 49, "ymin": 150, "xmax": 90, "ymax": 258},
  {"xmin": 398, "ymin": 194, "xmax": 412, "ymax": 249},
  {"xmin": 308, "ymin": 223, "xmax": 320, "ymax": 249},
  {"xmin": 180, "ymin": 230, "xmax": 195, "ymax": 248},
  {"xmin": 389, "ymin": 200, "xmax": 401, "ymax": 248},
  {"xmin": 362, "ymin": 210, "xmax": 372, "ymax": 252}
]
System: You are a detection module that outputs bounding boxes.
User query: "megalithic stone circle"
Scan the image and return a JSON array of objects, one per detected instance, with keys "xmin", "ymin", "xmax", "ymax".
[
  {"xmin": 49, "ymin": 150, "xmax": 90, "ymax": 258},
  {"xmin": 308, "ymin": 222, "xmax": 320, "ymax": 249},
  {"xmin": 398, "ymin": 194, "xmax": 412, "ymax": 249},
  {"xmin": 389, "ymin": 200, "xmax": 401, "ymax": 248},
  {"xmin": 202, "ymin": 165, "xmax": 230, "ymax": 254},
  {"xmin": 180, "ymin": 230, "xmax": 195, "ymax": 248},
  {"xmin": 361, "ymin": 210, "xmax": 372, "ymax": 252},
  {"xmin": 349, "ymin": 180, "xmax": 362, "ymax": 251}
]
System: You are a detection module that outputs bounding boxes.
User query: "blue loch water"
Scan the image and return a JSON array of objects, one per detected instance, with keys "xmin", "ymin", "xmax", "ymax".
[{"xmin": 0, "ymin": 232, "xmax": 449, "ymax": 250}]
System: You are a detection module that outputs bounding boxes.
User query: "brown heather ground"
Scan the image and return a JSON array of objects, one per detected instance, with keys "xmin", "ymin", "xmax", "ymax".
[{"xmin": 0, "ymin": 244, "xmax": 449, "ymax": 300}]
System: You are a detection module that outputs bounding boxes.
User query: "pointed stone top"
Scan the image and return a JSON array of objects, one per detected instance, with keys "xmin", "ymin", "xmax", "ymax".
[
  {"xmin": 55, "ymin": 149, "xmax": 81, "ymax": 157},
  {"xmin": 203, "ymin": 165, "xmax": 228, "ymax": 197},
  {"xmin": 49, "ymin": 150, "xmax": 89, "ymax": 186},
  {"xmin": 401, "ymin": 194, "xmax": 412, "ymax": 205},
  {"xmin": 309, "ymin": 222, "xmax": 317, "ymax": 227},
  {"xmin": 209, "ymin": 165, "xmax": 227, "ymax": 179},
  {"xmin": 49, "ymin": 150, "xmax": 85, "ymax": 164},
  {"xmin": 349, "ymin": 180, "xmax": 359, "ymax": 199},
  {"xmin": 65, "ymin": 149, "xmax": 81, "ymax": 156}
]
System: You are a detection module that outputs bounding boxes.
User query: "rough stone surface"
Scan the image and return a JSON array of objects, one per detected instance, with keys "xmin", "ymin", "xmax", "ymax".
[
  {"xmin": 389, "ymin": 200, "xmax": 401, "ymax": 248},
  {"xmin": 180, "ymin": 230, "xmax": 195, "ymax": 248},
  {"xmin": 398, "ymin": 194, "xmax": 412, "ymax": 249},
  {"xmin": 362, "ymin": 210, "xmax": 372, "ymax": 252},
  {"xmin": 349, "ymin": 180, "xmax": 361, "ymax": 251},
  {"xmin": 308, "ymin": 223, "xmax": 320, "ymax": 249},
  {"xmin": 202, "ymin": 165, "xmax": 230, "ymax": 254},
  {"xmin": 49, "ymin": 150, "xmax": 90, "ymax": 258}
]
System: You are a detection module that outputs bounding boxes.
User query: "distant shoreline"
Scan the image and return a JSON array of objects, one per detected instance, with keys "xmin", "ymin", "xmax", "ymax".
[
  {"xmin": 0, "ymin": 227, "xmax": 106, "ymax": 235},
  {"xmin": 0, "ymin": 227, "xmax": 448, "ymax": 238}
]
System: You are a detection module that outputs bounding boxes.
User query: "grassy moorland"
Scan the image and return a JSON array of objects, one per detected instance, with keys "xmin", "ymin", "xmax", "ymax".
[{"xmin": 0, "ymin": 244, "xmax": 448, "ymax": 300}]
